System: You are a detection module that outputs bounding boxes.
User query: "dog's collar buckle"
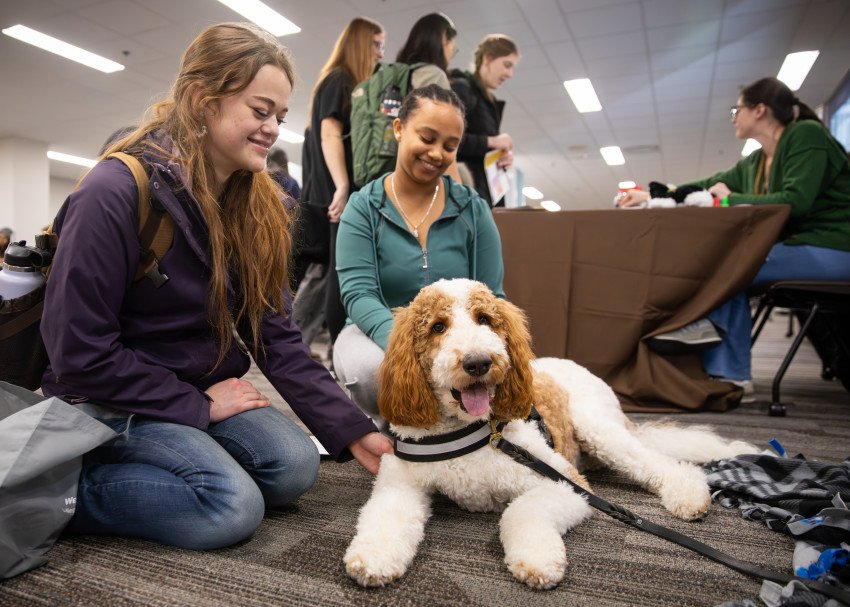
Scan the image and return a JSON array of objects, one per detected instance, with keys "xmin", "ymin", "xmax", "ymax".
[{"xmin": 488, "ymin": 418, "xmax": 503, "ymax": 449}]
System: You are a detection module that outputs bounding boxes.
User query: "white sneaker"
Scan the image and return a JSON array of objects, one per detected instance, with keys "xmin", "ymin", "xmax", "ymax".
[
  {"xmin": 714, "ymin": 378, "xmax": 755, "ymax": 403},
  {"xmin": 730, "ymin": 379, "xmax": 755, "ymax": 403},
  {"xmin": 648, "ymin": 319, "xmax": 722, "ymax": 353}
]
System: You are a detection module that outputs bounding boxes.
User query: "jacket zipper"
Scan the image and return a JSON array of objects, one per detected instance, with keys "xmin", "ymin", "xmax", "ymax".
[{"xmin": 421, "ymin": 247, "xmax": 429, "ymax": 283}]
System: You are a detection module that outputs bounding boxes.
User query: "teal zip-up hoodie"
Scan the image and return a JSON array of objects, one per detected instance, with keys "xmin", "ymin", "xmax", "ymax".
[{"xmin": 336, "ymin": 174, "xmax": 505, "ymax": 350}]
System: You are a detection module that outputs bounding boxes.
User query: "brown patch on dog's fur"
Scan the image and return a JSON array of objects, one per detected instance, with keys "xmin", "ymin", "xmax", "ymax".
[
  {"xmin": 532, "ymin": 372, "xmax": 592, "ymax": 492},
  {"xmin": 378, "ymin": 289, "xmax": 455, "ymax": 427},
  {"xmin": 488, "ymin": 297, "xmax": 536, "ymax": 422}
]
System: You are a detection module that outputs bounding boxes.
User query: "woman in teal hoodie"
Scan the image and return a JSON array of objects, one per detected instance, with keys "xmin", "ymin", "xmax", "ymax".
[{"xmin": 334, "ymin": 84, "xmax": 505, "ymax": 424}]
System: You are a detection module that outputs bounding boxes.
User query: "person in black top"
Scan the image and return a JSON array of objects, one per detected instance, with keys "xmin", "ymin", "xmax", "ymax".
[
  {"xmin": 294, "ymin": 17, "xmax": 385, "ymax": 349},
  {"xmin": 268, "ymin": 147, "xmax": 301, "ymax": 203},
  {"xmin": 450, "ymin": 35, "xmax": 520, "ymax": 207}
]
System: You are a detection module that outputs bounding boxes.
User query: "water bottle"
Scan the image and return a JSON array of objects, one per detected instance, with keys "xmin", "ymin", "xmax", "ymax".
[{"xmin": 0, "ymin": 241, "xmax": 50, "ymax": 300}]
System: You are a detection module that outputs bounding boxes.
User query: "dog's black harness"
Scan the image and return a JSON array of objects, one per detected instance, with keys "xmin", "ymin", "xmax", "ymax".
[
  {"xmin": 390, "ymin": 407, "xmax": 550, "ymax": 462},
  {"xmin": 392, "ymin": 416, "xmax": 850, "ymax": 604},
  {"xmin": 391, "ymin": 419, "xmax": 506, "ymax": 462}
]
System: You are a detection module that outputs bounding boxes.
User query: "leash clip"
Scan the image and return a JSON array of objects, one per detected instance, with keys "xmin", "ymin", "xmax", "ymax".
[{"xmin": 488, "ymin": 418, "xmax": 502, "ymax": 449}]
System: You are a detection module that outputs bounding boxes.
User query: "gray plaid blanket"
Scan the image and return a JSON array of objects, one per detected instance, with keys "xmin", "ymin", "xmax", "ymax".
[{"xmin": 705, "ymin": 452, "xmax": 850, "ymax": 606}]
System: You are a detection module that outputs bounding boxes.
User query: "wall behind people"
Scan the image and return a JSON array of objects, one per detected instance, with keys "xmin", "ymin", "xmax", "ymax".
[
  {"xmin": 50, "ymin": 177, "xmax": 76, "ymax": 219},
  {"xmin": 0, "ymin": 138, "xmax": 51, "ymax": 244}
]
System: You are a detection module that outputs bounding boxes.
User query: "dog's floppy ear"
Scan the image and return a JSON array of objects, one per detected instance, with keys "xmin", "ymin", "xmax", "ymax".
[
  {"xmin": 490, "ymin": 297, "xmax": 535, "ymax": 421},
  {"xmin": 377, "ymin": 303, "xmax": 440, "ymax": 427}
]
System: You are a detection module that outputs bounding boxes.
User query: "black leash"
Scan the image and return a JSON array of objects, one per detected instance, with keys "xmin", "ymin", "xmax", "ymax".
[{"xmin": 488, "ymin": 421, "xmax": 850, "ymax": 605}]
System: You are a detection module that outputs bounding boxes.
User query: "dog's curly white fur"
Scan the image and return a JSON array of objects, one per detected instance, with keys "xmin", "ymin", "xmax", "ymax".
[{"xmin": 344, "ymin": 279, "xmax": 755, "ymax": 589}]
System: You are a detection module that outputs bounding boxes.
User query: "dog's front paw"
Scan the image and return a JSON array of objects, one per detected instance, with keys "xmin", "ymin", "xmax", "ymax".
[
  {"xmin": 506, "ymin": 556, "xmax": 566, "ymax": 590},
  {"xmin": 659, "ymin": 463, "xmax": 711, "ymax": 521},
  {"xmin": 344, "ymin": 546, "xmax": 407, "ymax": 587}
]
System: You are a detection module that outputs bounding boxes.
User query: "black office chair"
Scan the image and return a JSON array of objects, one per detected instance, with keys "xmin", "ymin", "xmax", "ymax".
[{"xmin": 751, "ymin": 281, "xmax": 850, "ymax": 417}]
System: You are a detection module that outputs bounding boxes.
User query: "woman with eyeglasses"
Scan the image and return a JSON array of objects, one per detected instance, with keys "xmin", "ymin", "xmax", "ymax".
[
  {"xmin": 450, "ymin": 34, "xmax": 521, "ymax": 207},
  {"xmin": 293, "ymin": 17, "xmax": 385, "ymax": 352},
  {"xmin": 617, "ymin": 77, "xmax": 850, "ymax": 397}
]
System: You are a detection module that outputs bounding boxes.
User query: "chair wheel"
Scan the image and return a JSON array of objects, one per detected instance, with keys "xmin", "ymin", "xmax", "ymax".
[{"xmin": 768, "ymin": 402, "xmax": 787, "ymax": 417}]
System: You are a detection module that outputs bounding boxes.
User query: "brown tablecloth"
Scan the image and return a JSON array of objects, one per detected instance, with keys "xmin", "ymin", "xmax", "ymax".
[{"xmin": 493, "ymin": 205, "xmax": 791, "ymax": 412}]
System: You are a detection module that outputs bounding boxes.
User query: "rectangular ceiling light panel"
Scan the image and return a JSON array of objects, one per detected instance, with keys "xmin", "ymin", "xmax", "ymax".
[
  {"xmin": 776, "ymin": 51, "xmax": 819, "ymax": 91},
  {"xmin": 741, "ymin": 138, "xmax": 762, "ymax": 157},
  {"xmin": 2, "ymin": 24, "xmax": 124, "ymax": 73},
  {"xmin": 215, "ymin": 0, "xmax": 301, "ymax": 36},
  {"xmin": 522, "ymin": 186, "xmax": 544, "ymax": 199},
  {"xmin": 47, "ymin": 151, "xmax": 97, "ymax": 167},
  {"xmin": 600, "ymin": 146, "xmax": 625, "ymax": 166},
  {"xmin": 563, "ymin": 78, "xmax": 602, "ymax": 113}
]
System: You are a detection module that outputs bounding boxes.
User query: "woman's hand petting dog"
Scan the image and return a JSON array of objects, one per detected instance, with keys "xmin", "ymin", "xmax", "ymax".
[{"xmin": 348, "ymin": 432, "xmax": 394, "ymax": 475}]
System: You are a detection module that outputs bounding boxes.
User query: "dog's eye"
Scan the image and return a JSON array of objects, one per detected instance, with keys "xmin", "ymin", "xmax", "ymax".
[
  {"xmin": 431, "ymin": 321, "xmax": 446, "ymax": 334},
  {"xmin": 477, "ymin": 315, "xmax": 491, "ymax": 326}
]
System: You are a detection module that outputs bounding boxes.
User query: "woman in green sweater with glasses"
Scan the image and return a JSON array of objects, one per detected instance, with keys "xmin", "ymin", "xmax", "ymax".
[{"xmin": 618, "ymin": 77, "xmax": 850, "ymax": 395}]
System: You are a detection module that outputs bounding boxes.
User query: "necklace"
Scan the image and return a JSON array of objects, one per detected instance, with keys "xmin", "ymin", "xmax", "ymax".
[{"xmin": 391, "ymin": 174, "xmax": 439, "ymax": 239}]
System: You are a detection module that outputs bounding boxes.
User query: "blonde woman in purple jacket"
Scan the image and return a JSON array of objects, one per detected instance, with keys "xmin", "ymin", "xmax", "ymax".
[{"xmin": 40, "ymin": 23, "xmax": 391, "ymax": 550}]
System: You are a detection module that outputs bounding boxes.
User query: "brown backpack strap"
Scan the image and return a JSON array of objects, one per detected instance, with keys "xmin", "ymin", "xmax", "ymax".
[
  {"xmin": 0, "ymin": 300, "xmax": 44, "ymax": 341},
  {"xmin": 107, "ymin": 152, "xmax": 174, "ymax": 287}
]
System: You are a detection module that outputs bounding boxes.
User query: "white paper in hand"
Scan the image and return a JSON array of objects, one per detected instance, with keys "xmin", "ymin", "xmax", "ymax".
[{"xmin": 484, "ymin": 149, "xmax": 509, "ymax": 204}]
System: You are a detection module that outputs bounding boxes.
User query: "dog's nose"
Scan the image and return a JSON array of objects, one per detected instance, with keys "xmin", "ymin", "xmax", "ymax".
[{"xmin": 462, "ymin": 356, "xmax": 492, "ymax": 377}]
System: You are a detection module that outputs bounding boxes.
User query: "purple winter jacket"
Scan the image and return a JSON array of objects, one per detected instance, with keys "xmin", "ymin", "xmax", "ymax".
[{"xmin": 40, "ymin": 137, "xmax": 376, "ymax": 460}]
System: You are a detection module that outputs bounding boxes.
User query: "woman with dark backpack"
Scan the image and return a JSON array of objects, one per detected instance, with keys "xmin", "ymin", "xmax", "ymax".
[{"xmin": 393, "ymin": 12, "xmax": 463, "ymax": 184}]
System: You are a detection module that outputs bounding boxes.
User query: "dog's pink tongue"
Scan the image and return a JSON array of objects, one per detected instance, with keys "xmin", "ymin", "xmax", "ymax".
[{"xmin": 461, "ymin": 384, "xmax": 490, "ymax": 416}]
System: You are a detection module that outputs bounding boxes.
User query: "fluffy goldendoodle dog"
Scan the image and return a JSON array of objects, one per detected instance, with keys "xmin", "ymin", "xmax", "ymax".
[{"xmin": 344, "ymin": 279, "xmax": 754, "ymax": 589}]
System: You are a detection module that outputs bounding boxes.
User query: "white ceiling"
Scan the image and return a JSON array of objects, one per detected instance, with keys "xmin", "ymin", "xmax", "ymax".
[{"xmin": 1, "ymin": 0, "xmax": 848, "ymax": 209}]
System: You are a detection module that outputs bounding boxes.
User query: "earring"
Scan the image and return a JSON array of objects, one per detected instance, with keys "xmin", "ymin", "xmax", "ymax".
[{"xmin": 198, "ymin": 125, "xmax": 207, "ymax": 137}]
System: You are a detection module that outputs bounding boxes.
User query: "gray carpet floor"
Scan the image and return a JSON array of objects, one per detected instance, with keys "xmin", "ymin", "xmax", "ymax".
[{"xmin": 2, "ymin": 314, "xmax": 848, "ymax": 607}]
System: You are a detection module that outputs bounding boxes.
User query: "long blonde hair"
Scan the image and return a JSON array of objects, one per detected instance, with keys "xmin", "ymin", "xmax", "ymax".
[
  {"xmin": 103, "ymin": 22, "xmax": 297, "ymax": 367},
  {"xmin": 307, "ymin": 17, "xmax": 383, "ymax": 118}
]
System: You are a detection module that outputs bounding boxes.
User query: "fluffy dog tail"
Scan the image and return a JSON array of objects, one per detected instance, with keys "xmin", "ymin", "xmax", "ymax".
[{"xmin": 630, "ymin": 421, "xmax": 757, "ymax": 463}]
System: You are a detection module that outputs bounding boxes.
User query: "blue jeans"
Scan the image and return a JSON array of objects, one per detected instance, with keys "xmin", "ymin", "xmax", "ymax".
[
  {"xmin": 67, "ymin": 406, "xmax": 320, "ymax": 549},
  {"xmin": 704, "ymin": 243, "xmax": 850, "ymax": 381}
]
